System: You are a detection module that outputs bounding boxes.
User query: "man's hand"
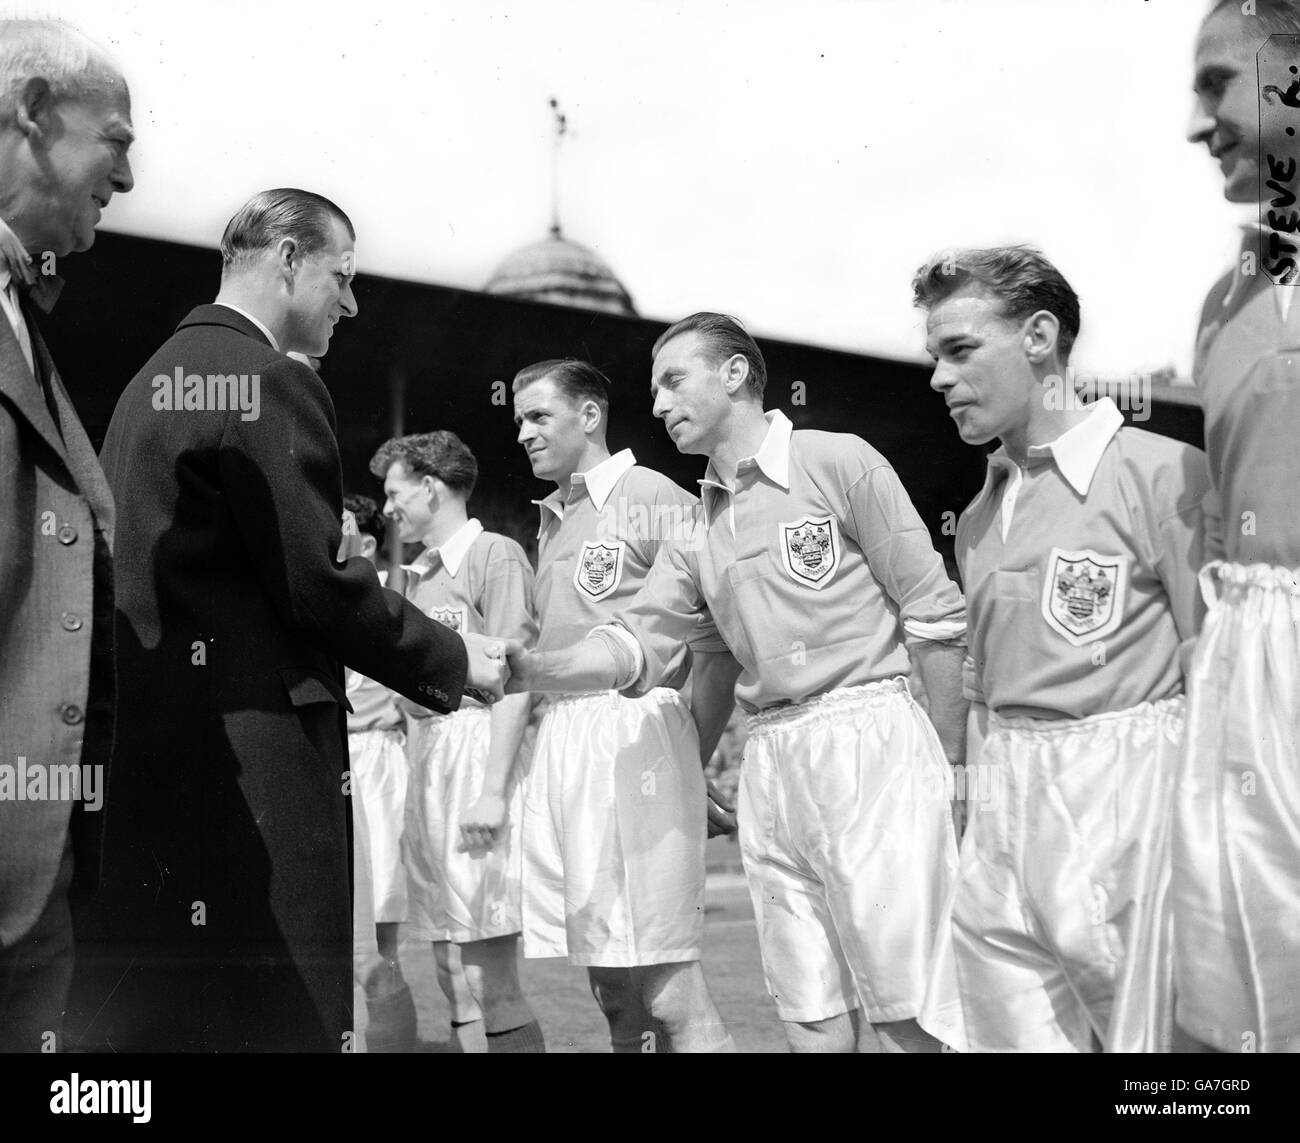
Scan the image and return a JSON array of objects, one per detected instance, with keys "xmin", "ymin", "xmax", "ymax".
[
  {"xmin": 462, "ymin": 632, "xmax": 508, "ymax": 704},
  {"xmin": 706, "ymin": 778, "xmax": 737, "ymax": 838},
  {"xmin": 459, "ymin": 791, "xmax": 509, "ymax": 853},
  {"xmin": 503, "ymin": 640, "xmax": 539, "ymax": 694}
]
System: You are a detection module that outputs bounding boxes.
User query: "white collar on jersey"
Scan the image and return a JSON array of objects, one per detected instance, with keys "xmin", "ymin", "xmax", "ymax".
[
  {"xmin": 984, "ymin": 396, "xmax": 1123, "ymax": 499},
  {"xmin": 700, "ymin": 408, "xmax": 792, "ymax": 496},
  {"xmin": 532, "ymin": 448, "xmax": 636, "ymax": 535},
  {"xmin": 406, "ymin": 517, "xmax": 483, "ymax": 579}
]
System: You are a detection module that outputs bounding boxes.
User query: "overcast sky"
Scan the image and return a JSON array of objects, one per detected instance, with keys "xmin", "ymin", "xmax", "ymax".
[{"xmin": 22, "ymin": 0, "xmax": 1245, "ymax": 378}]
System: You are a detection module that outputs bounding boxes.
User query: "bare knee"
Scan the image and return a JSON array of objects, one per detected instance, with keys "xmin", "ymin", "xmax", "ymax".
[
  {"xmin": 872, "ymin": 1017, "xmax": 943, "ymax": 1054},
  {"xmin": 434, "ymin": 941, "xmax": 482, "ymax": 1024},
  {"xmin": 785, "ymin": 1011, "xmax": 859, "ymax": 1053},
  {"xmin": 461, "ymin": 935, "xmax": 525, "ymax": 1009},
  {"xmin": 588, "ymin": 967, "xmax": 640, "ymax": 1022},
  {"xmin": 638, "ymin": 962, "xmax": 710, "ymax": 1027}
]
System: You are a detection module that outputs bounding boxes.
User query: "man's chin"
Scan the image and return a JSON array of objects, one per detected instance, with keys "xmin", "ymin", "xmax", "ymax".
[
  {"xmin": 1222, "ymin": 169, "xmax": 1260, "ymax": 204},
  {"xmin": 956, "ymin": 422, "xmax": 993, "ymax": 447}
]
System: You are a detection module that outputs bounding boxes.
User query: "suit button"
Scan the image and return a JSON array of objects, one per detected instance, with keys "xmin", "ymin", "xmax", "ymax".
[
  {"xmin": 435, "ymin": 689, "xmax": 447, "ymax": 703},
  {"xmin": 61, "ymin": 704, "xmax": 84, "ymax": 725},
  {"xmin": 61, "ymin": 612, "xmax": 83, "ymax": 631},
  {"xmin": 58, "ymin": 524, "xmax": 78, "ymax": 545}
]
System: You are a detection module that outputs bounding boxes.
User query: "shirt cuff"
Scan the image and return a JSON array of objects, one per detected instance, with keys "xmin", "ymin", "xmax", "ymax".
[
  {"xmin": 903, "ymin": 617, "xmax": 967, "ymax": 643},
  {"xmin": 588, "ymin": 625, "xmax": 644, "ymax": 690}
]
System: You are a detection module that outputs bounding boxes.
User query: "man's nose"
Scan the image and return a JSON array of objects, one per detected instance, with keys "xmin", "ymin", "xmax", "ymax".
[
  {"xmin": 1187, "ymin": 97, "xmax": 1214, "ymax": 145},
  {"xmin": 651, "ymin": 389, "xmax": 670, "ymax": 418},
  {"xmin": 339, "ymin": 281, "xmax": 358, "ymax": 319},
  {"xmin": 111, "ymin": 152, "xmax": 134, "ymax": 195},
  {"xmin": 929, "ymin": 362, "xmax": 955, "ymax": 393},
  {"xmin": 517, "ymin": 421, "xmax": 534, "ymax": 444},
  {"xmin": 383, "ymin": 498, "xmax": 397, "ymax": 518}
]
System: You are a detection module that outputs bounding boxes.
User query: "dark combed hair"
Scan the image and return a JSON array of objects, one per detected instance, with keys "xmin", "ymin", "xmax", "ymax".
[
  {"xmin": 1207, "ymin": 0, "xmax": 1300, "ymax": 35},
  {"xmin": 511, "ymin": 358, "xmax": 612, "ymax": 420},
  {"xmin": 651, "ymin": 312, "xmax": 767, "ymax": 398},
  {"xmin": 368, "ymin": 430, "xmax": 478, "ymax": 496},
  {"xmin": 911, "ymin": 244, "xmax": 1082, "ymax": 363},
  {"xmin": 343, "ymin": 493, "xmax": 386, "ymax": 544},
  {"xmin": 220, "ymin": 188, "xmax": 354, "ymax": 269}
]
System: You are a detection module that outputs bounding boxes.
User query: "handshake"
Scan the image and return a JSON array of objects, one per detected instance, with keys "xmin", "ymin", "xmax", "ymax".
[{"xmin": 460, "ymin": 636, "xmax": 545, "ymax": 704}]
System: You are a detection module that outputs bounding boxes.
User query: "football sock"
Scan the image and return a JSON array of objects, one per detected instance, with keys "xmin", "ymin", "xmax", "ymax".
[{"xmin": 486, "ymin": 1019, "xmax": 547, "ymax": 1053}]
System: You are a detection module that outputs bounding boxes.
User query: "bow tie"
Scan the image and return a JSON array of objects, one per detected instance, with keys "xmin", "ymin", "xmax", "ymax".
[{"xmin": 15, "ymin": 273, "xmax": 65, "ymax": 315}]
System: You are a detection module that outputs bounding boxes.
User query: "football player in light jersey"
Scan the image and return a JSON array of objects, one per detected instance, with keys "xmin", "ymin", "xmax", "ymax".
[
  {"xmin": 339, "ymin": 495, "xmax": 419, "ymax": 1052},
  {"xmin": 372, "ymin": 432, "xmax": 545, "ymax": 1053},
  {"xmin": 1179, "ymin": 0, "xmax": 1300, "ymax": 1053},
  {"xmin": 512, "ymin": 358, "xmax": 736, "ymax": 1053},
  {"xmin": 508, "ymin": 318, "xmax": 969, "ymax": 1053},
  {"xmin": 913, "ymin": 245, "xmax": 1210, "ymax": 1052}
]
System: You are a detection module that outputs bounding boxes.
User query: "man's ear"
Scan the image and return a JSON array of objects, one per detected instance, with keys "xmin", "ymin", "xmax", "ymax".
[
  {"xmin": 720, "ymin": 353, "xmax": 750, "ymax": 396},
  {"xmin": 580, "ymin": 398, "xmax": 604, "ymax": 435},
  {"xmin": 276, "ymin": 237, "xmax": 300, "ymax": 283},
  {"xmin": 1023, "ymin": 310, "xmax": 1060, "ymax": 366},
  {"xmin": 361, "ymin": 535, "xmax": 378, "ymax": 562},
  {"xmin": 14, "ymin": 77, "xmax": 55, "ymax": 140}
]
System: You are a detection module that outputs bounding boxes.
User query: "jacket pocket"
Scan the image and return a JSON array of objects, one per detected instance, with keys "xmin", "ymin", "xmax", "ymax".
[{"xmin": 278, "ymin": 666, "xmax": 354, "ymax": 712}]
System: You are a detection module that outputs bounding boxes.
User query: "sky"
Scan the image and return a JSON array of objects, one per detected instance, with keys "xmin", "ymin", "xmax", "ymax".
[{"xmin": 14, "ymin": 0, "xmax": 1247, "ymax": 378}]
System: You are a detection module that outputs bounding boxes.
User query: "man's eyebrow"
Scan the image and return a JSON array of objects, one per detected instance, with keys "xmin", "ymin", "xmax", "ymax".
[
  {"xmin": 106, "ymin": 119, "xmax": 136, "ymax": 146},
  {"xmin": 928, "ymin": 332, "xmax": 974, "ymax": 353},
  {"xmin": 1193, "ymin": 63, "xmax": 1236, "ymax": 92}
]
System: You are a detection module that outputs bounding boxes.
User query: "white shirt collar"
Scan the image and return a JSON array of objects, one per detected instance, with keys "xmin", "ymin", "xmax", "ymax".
[
  {"xmin": 0, "ymin": 216, "xmax": 29, "ymax": 291},
  {"xmin": 573, "ymin": 448, "xmax": 635, "ymax": 511},
  {"xmin": 407, "ymin": 518, "xmax": 483, "ymax": 579},
  {"xmin": 984, "ymin": 397, "xmax": 1123, "ymax": 499},
  {"xmin": 215, "ymin": 302, "xmax": 281, "ymax": 352},
  {"xmin": 532, "ymin": 448, "xmax": 636, "ymax": 536},
  {"xmin": 701, "ymin": 409, "xmax": 792, "ymax": 493}
]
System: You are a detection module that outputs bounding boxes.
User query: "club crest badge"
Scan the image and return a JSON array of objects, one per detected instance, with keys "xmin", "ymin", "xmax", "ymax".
[
  {"xmin": 430, "ymin": 606, "xmax": 468, "ymax": 633},
  {"xmin": 1041, "ymin": 548, "xmax": 1127, "ymax": 645},
  {"xmin": 778, "ymin": 514, "xmax": 841, "ymax": 589},
  {"xmin": 574, "ymin": 541, "xmax": 625, "ymax": 602}
]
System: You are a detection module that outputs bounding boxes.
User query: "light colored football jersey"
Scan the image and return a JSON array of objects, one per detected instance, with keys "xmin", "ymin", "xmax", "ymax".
[
  {"xmin": 1194, "ymin": 226, "xmax": 1300, "ymax": 567},
  {"xmin": 533, "ymin": 449, "xmax": 724, "ymax": 690},
  {"xmin": 346, "ymin": 568, "xmax": 403, "ymax": 732},
  {"xmin": 957, "ymin": 399, "xmax": 1210, "ymax": 721},
  {"xmin": 611, "ymin": 410, "xmax": 966, "ymax": 713},
  {"xmin": 405, "ymin": 518, "xmax": 537, "ymax": 658}
]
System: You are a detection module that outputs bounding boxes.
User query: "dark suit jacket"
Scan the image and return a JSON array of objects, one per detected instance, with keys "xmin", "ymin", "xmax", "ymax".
[
  {"xmin": 71, "ymin": 305, "xmax": 467, "ymax": 1052},
  {"xmin": 0, "ymin": 281, "xmax": 116, "ymax": 953}
]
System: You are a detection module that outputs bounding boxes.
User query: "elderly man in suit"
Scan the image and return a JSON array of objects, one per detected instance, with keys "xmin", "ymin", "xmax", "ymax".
[
  {"xmin": 0, "ymin": 20, "xmax": 134, "ymax": 1054},
  {"xmin": 69, "ymin": 187, "xmax": 509, "ymax": 1053}
]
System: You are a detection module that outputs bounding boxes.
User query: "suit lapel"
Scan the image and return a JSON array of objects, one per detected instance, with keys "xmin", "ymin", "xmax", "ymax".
[
  {"xmin": 26, "ymin": 315, "xmax": 115, "ymax": 545},
  {"xmin": 0, "ymin": 308, "xmax": 66, "ymax": 459}
]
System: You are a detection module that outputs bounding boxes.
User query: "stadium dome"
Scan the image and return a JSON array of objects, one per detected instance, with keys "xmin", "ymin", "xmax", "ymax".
[{"xmin": 484, "ymin": 226, "xmax": 636, "ymax": 316}]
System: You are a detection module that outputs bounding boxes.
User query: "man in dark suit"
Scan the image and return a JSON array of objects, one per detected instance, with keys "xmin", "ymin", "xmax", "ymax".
[
  {"xmin": 69, "ymin": 187, "xmax": 508, "ymax": 1052},
  {"xmin": 0, "ymin": 20, "xmax": 135, "ymax": 1054}
]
